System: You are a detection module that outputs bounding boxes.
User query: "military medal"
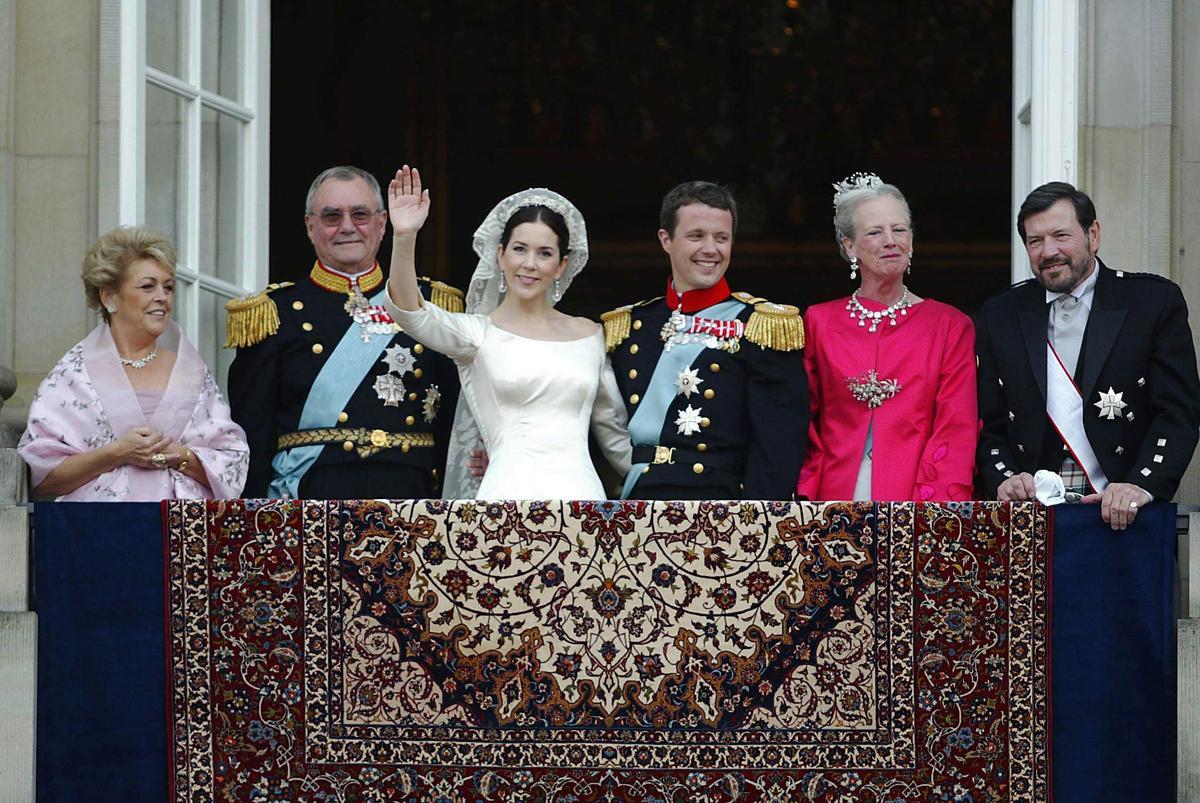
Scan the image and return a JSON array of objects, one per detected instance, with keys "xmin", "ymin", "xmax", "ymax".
[
  {"xmin": 661, "ymin": 310, "xmax": 743, "ymax": 352},
  {"xmin": 674, "ymin": 367, "xmax": 703, "ymax": 397},
  {"xmin": 846, "ymin": 369, "xmax": 901, "ymax": 409},
  {"xmin": 1094, "ymin": 387, "xmax": 1127, "ymax": 420},
  {"xmin": 373, "ymin": 373, "xmax": 406, "ymax": 406},
  {"xmin": 345, "ymin": 279, "xmax": 401, "ymax": 341},
  {"xmin": 382, "ymin": 344, "xmax": 415, "ymax": 375},
  {"xmin": 675, "ymin": 404, "xmax": 703, "ymax": 435},
  {"xmin": 422, "ymin": 385, "xmax": 442, "ymax": 422}
]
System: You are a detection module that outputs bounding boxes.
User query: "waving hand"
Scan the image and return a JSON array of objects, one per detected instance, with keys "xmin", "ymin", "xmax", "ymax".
[{"xmin": 388, "ymin": 165, "xmax": 431, "ymax": 235}]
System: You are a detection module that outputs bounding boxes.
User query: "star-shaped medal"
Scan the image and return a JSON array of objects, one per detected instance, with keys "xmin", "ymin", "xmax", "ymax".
[
  {"xmin": 374, "ymin": 373, "xmax": 406, "ymax": 407},
  {"xmin": 423, "ymin": 384, "xmax": 442, "ymax": 422},
  {"xmin": 674, "ymin": 367, "xmax": 704, "ymax": 397},
  {"xmin": 1094, "ymin": 386, "xmax": 1127, "ymax": 420},
  {"xmin": 382, "ymin": 345, "xmax": 415, "ymax": 376},
  {"xmin": 675, "ymin": 404, "xmax": 703, "ymax": 436}
]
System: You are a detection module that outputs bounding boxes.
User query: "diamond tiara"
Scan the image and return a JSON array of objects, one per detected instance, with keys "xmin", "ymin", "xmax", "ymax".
[{"xmin": 832, "ymin": 172, "xmax": 885, "ymax": 209}]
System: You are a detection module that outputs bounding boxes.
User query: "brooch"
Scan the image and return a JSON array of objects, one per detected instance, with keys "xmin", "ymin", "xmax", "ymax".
[{"xmin": 846, "ymin": 369, "xmax": 901, "ymax": 409}]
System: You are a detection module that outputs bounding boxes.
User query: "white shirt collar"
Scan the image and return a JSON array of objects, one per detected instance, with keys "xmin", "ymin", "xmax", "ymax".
[{"xmin": 1045, "ymin": 261, "xmax": 1099, "ymax": 310}]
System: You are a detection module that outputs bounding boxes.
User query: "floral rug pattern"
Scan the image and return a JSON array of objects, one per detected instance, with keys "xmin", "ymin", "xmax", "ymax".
[{"xmin": 166, "ymin": 500, "xmax": 1049, "ymax": 802}]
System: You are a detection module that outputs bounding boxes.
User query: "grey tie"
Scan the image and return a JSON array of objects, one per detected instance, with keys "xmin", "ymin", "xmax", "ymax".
[{"xmin": 1050, "ymin": 294, "xmax": 1086, "ymax": 377}]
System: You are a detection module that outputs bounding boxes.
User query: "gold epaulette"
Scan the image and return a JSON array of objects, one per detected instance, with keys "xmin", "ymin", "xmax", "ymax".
[
  {"xmin": 223, "ymin": 282, "xmax": 294, "ymax": 349},
  {"xmin": 600, "ymin": 305, "xmax": 633, "ymax": 352},
  {"xmin": 426, "ymin": 279, "xmax": 465, "ymax": 313},
  {"xmin": 744, "ymin": 300, "xmax": 805, "ymax": 351},
  {"xmin": 733, "ymin": 291, "xmax": 766, "ymax": 305}
]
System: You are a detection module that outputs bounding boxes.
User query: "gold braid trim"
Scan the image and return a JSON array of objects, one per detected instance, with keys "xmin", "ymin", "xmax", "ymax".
[
  {"xmin": 601, "ymin": 306, "xmax": 633, "ymax": 352},
  {"xmin": 744, "ymin": 301, "xmax": 805, "ymax": 351},
  {"xmin": 223, "ymin": 282, "xmax": 293, "ymax": 348},
  {"xmin": 427, "ymin": 279, "xmax": 465, "ymax": 313}
]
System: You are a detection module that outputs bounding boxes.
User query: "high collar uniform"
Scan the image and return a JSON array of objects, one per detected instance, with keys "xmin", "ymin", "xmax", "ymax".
[
  {"xmin": 605, "ymin": 278, "xmax": 808, "ymax": 500},
  {"xmin": 226, "ymin": 263, "xmax": 462, "ymax": 499},
  {"xmin": 975, "ymin": 262, "xmax": 1200, "ymax": 499}
]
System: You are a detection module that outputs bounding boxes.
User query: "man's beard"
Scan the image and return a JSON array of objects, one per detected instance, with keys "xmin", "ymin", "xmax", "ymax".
[{"xmin": 1035, "ymin": 254, "xmax": 1094, "ymax": 293}]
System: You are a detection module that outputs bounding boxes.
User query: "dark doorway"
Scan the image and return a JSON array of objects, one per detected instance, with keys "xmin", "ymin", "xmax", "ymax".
[{"xmin": 271, "ymin": 1, "xmax": 1012, "ymax": 318}]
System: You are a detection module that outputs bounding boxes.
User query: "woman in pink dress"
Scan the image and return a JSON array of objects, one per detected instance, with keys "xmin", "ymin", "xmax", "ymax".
[{"xmin": 797, "ymin": 174, "xmax": 977, "ymax": 501}]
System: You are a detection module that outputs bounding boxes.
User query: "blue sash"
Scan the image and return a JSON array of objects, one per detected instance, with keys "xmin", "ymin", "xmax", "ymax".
[
  {"xmin": 620, "ymin": 299, "xmax": 743, "ymax": 498},
  {"xmin": 268, "ymin": 290, "xmax": 394, "ymax": 498}
]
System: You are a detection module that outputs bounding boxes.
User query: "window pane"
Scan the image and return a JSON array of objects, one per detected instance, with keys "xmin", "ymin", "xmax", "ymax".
[
  {"xmin": 201, "ymin": 0, "xmax": 243, "ymax": 102},
  {"xmin": 198, "ymin": 288, "xmax": 235, "ymax": 394},
  {"xmin": 146, "ymin": 86, "xmax": 185, "ymax": 247},
  {"xmin": 146, "ymin": 0, "xmax": 184, "ymax": 77},
  {"xmin": 200, "ymin": 108, "xmax": 244, "ymax": 283}
]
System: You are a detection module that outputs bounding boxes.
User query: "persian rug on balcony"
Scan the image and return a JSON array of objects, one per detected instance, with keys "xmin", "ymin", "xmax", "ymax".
[{"xmin": 165, "ymin": 499, "xmax": 1049, "ymax": 802}]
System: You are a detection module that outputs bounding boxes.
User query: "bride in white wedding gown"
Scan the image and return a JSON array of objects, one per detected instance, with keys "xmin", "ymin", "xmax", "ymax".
[{"xmin": 383, "ymin": 166, "xmax": 631, "ymax": 500}]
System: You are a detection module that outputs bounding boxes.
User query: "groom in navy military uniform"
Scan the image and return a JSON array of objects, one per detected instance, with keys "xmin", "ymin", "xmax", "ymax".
[
  {"xmin": 603, "ymin": 181, "xmax": 808, "ymax": 500},
  {"xmin": 976, "ymin": 181, "xmax": 1200, "ymax": 528}
]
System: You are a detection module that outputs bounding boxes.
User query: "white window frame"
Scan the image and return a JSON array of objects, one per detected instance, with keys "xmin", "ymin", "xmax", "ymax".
[
  {"xmin": 1012, "ymin": 0, "xmax": 1080, "ymax": 282},
  {"xmin": 99, "ymin": 0, "xmax": 270, "ymax": 338}
]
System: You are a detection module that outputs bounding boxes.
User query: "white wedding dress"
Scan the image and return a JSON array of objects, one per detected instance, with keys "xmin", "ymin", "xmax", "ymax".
[{"xmin": 385, "ymin": 299, "xmax": 631, "ymax": 500}]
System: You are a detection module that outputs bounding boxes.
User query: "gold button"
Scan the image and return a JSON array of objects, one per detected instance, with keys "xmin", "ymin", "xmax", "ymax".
[
  {"xmin": 292, "ymin": 300, "xmax": 304, "ymax": 311},
  {"xmin": 369, "ymin": 429, "xmax": 388, "ymax": 447},
  {"xmin": 413, "ymin": 368, "xmax": 423, "ymax": 379},
  {"xmin": 710, "ymin": 363, "xmax": 720, "ymax": 372},
  {"xmin": 414, "ymin": 344, "xmax": 424, "ymax": 354},
  {"xmin": 630, "ymin": 394, "xmax": 640, "ymax": 404},
  {"xmin": 642, "ymin": 465, "xmax": 650, "ymax": 474},
  {"xmin": 337, "ymin": 412, "xmax": 348, "ymax": 423},
  {"xmin": 630, "ymin": 344, "xmax": 639, "ymax": 354},
  {"xmin": 703, "ymin": 388, "xmax": 715, "ymax": 399},
  {"xmin": 312, "ymin": 343, "xmax": 324, "ymax": 355},
  {"xmin": 302, "ymin": 322, "xmax": 313, "ymax": 332},
  {"xmin": 405, "ymin": 415, "xmax": 415, "ymax": 426},
  {"xmin": 628, "ymin": 369, "xmax": 638, "ymax": 380},
  {"xmin": 693, "ymin": 463, "xmax": 704, "ymax": 474},
  {"xmin": 401, "ymin": 443, "xmax": 411, "ymax": 453},
  {"xmin": 698, "ymin": 443, "xmax": 708, "ymax": 452},
  {"xmin": 342, "ymin": 440, "xmax": 354, "ymax": 452},
  {"xmin": 701, "ymin": 417, "xmax": 710, "ymax": 428},
  {"xmin": 633, "ymin": 320, "xmax": 642, "ymax": 330},
  {"xmin": 408, "ymin": 392, "xmax": 418, "ymax": 401}
]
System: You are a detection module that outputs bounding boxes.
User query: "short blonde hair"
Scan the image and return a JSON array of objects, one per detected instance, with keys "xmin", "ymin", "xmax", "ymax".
[{"xmin": 82, "ymin": 227, "xmax": 177, "ymax": 321}]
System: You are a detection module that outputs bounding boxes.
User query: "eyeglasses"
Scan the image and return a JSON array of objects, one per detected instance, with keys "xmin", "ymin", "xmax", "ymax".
[{"xmin": 309, "ymin": 207, "xmax": 384, "ymax": 227}]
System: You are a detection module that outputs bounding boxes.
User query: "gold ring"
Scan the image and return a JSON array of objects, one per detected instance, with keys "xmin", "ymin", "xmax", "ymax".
[{"xmin": 151, "ymin": 452, "xmax": 167, "ymax": 468}]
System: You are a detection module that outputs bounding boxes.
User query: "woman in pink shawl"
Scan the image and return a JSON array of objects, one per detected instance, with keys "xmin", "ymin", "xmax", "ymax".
[{"xmin": 18, "ymin": 227, "xmax": 248, "ymax": 500}]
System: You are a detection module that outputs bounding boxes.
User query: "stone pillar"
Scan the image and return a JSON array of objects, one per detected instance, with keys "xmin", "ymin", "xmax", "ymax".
[
  {"xmin": 1080, "ymin": 0, "xmax": 1200, "ymax": 502},
  {"xmin": 1174, "ymin": 0, "xmax": 1200, "ymax": 505},
  {"xmin": 0, "ymin": 364, "xmax": 16, "ymax": 448}
]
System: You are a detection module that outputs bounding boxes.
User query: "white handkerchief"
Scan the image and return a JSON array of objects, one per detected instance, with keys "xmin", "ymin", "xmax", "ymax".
[{"xmin": 1034, "ymin": 470, "xmax": 1067, "ymax": 505}]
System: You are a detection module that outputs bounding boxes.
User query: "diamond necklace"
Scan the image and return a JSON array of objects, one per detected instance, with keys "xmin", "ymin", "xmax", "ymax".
[
  {"xmin": 119, "ymin": 343, "xmax": 159, "ymax": 369},
  {"xmin": 846, "ymin": 287, "xmax": 912, "ymax": 332}
]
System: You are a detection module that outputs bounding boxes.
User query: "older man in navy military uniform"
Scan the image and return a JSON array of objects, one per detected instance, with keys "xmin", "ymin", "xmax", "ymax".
[
  {"xmin": 976, "ymin": 181, "xmax": 1200, "ymax": 528},
  {"xmin": 226, "ymin": 165, "xmax": 462, "ymax": 499},
  {"xmin": 602, "ymin": 181, "xmax": 808, "ymax": 500}
]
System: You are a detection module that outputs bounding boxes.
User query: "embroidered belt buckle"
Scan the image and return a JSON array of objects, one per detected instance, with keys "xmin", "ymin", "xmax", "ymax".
[
  {"xmin": 653, "ymin": 446, "xmax": 676, "ymax": 464},
  {"xmin": 369, "ymin": 428, "xmax": 388, "ymax": 448}
]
